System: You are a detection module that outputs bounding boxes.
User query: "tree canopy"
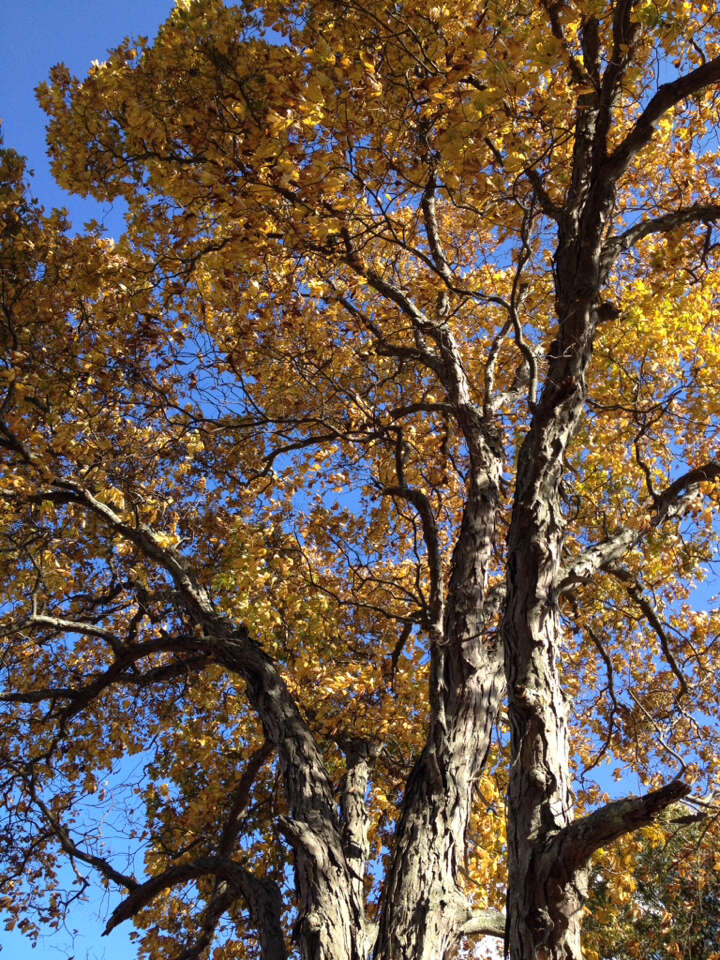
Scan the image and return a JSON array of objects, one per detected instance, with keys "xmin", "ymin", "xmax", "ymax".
[
  {"xmin": 2, "ymin": 1, "xmax": 720, "ymax": 958},
  {"xmin": 585, "ymin": 805, "xmax": 720, "ymax": 960}
]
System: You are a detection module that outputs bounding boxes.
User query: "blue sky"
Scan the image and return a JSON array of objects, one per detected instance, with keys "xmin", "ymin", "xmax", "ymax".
[
  {"xmin": 0, "ymin": 0, "xmax": 174, "ymax": 233},
  {"xmin": 1, "ymin": 4, "xmax": 175, "ymax": 956}
]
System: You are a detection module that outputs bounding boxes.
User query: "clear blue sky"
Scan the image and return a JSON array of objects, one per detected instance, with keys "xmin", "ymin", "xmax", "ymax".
[
  {"xmin": 0, "ymin": 4, "xmax": 175, "ymax": 956},
  {"xmin": 0, "ymin": 0, "xmax": 174, "ymax": 233}
]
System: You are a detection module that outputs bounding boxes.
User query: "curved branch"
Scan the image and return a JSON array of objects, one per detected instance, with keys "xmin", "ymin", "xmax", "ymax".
[
  {"xmin": 219, "ymin": 742, "xmax": 273, "ymax": 856},
  {"xmin": 653, "ymin": 460, "xmax": 720, "ymax": 523},
  {"xmin": 421, "ymin": 174, "xmax": 454, "ymax": 284},
  {"xmin": 1, "ymin": 635, "xmax": 206, "ymax": 721},
  {"xmin": 21, "ymin": 774, "xmax": 137, "ymax": 892},
  {"xmin": 556, "ymin": 460, "xmax": 720, "ymax": 594},
  {"xmin": 457, "ymin": 905, "xmax": 505, "ymax": 938},
  {"xmin": 623, "ymin": 579, "xmax": 689, "ymax": 698},
  {"xmin": 105, "ymin": 855, "xmax": 287, "ymax": 960},
  {"xmin": 383, "ymin": 482, "xmax": 443, "ymax": 633},
  {"xmin": 604, "ymin": 55, "xmax": 720, "ymax": 181},
  {"xmin": 173, "ymin": 885, "xmax": 237, "ymax": 960},
  {"xmin": 584, "ymin": 623, "xmax": 619, "ymax": 773},
  {"xmin": 606, "ymin": 203, "xmax": 720, "ymax": 259},
  {"xmin": 25, "ymin": 477, "xmax": 363, "ymax": 956}
]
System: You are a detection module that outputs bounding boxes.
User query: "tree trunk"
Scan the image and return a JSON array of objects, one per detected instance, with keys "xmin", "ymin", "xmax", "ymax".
[
  {"xmin": 503, "ymin": 383, "xmax": 586, "ymax": 959},
  {"xmin": 375, "ymin": 475, "xmax": 504, "ymax": 959}
]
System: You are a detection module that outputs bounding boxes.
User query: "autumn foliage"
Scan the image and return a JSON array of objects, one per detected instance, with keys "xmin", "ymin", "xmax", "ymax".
[{"xmin": 2, "ymin": 1, "xmax": 720, "ymax": 958}]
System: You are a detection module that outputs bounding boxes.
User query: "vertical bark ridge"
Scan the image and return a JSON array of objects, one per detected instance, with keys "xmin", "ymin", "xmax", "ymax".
[{"xmin": 339, "ymin": 738, "xmax": 377, "ymax": 955}]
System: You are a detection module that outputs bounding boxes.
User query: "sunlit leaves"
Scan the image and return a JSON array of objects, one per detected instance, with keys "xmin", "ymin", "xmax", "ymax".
[{"xmin": 2, "ymin": 0, "xmax": 720, "ymax": 955}]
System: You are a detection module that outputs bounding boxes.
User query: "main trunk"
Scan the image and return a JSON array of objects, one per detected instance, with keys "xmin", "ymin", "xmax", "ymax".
[
  {"xmin": 373, "ymin": 654, "xmax": 503, "ymax": 959},
  {"xmin": 503, "ymin": 564, "xmax": 586, "ymax": 958},
  {"xmin": 501, "ymin": 285, "xmax": 596, "ymax": 959},
  {"xmin": 503, "ymin": 413, "xmax": 587, "ymax": 959}
]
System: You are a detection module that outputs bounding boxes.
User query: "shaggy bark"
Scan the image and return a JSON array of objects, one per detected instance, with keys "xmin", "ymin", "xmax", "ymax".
[
  {"xmin": 39, "ymin": 482, "xmax": 366, "ymax": 960},
  {"xmin": 498, "ymin": 10, "xmax": 719, "ymax": 954},
  {"xmin": 371, "ymin": 292, "xmax": 507, "ymax": 957}
]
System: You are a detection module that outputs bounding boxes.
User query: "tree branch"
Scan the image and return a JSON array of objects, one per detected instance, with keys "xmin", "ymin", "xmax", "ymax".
[
  {"xmin": 579, "ymin": 621, "xmax": 620, "ymax": 774},
  {"xmin": 104, "ymin": 855, "xmax": 287, "ymax": 960},
  {"xmin": 173, "ymin": 885, "xmax": 237, "ymax": 960},
  {"xmin": 1, "ymin": 635, "xmax": 205, "ymax": 721},
  {"xmin": 337, "ymin": 737, "xmax": 377, "ymax": 952},
  {"xmin": 556, "ymin": 460, "xmax": 720, "ymax": 594},
  {"xmin": 607, "ymin": 203, "xmax": 720, "ymax": 258},
  {"xmin": 456, "ymin": 905, "xmax": 505, "ymax": 938},
  {"xmin": 604, "ymin": 55, "xmax": 720, "ymax": 180},
  {"xmin": 421, "ymin": 174, "xmax": 454, "ymax": 284},
  {"xmin": 22, "ymin": 775, "xmax": 137, "ymax": 892},
  {"xmin": 28, "ymin": 613, "xmax": 120, "ymax": 643},
  {"xmin": 621, "ymin": 578, "xmax": 689, "ymax": 698},
  {"xmin": 540, "ymin": 0, "xmax": 585, "ymax": 87},
  {"xmin": 552, "ymin": 779, "xmax": 691, "ymax": 871},
  {"xmin": 219, "ymin": 742, "xmax": 273, "ymax": 857},
  {"xmin": 525, "ymin": 168, "xmax": 561, "ymax": 221},
  {"xmin": 383, "ymin": 480, "xmax": 443, "ymax": 634},
  {"xmin": 653, "ymin": 460, "xmax": 720, "ymax": 523},
  {"xmin": 26, "ymin": 477, "xmax": 361, "ymax": 955},
  {"xmin": 556, "ymin": 530, "xmax": 636, "ymax": 595}
]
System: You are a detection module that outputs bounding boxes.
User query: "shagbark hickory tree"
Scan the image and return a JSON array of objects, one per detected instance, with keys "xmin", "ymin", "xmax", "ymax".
[{"xmin": 2, "ymin": 0, "xmax": 720, "ymax": 957}]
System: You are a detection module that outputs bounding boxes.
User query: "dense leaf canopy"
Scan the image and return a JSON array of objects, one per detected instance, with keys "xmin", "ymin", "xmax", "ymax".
[{"xmin": 1, "ymin": 1, "xmax": 720, "ymax": 958}]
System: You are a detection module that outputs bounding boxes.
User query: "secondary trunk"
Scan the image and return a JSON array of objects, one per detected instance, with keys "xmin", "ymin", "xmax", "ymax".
[{"xmin": 374, "ymin": 474, "xmax": 504, "ymax": 960}]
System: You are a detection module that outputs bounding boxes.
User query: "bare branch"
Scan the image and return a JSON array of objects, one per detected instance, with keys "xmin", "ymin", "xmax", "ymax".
[
  {"xmin": 387, "ymin": 621, "xmax": 413, "ymax": 689},
  {"xmin": 627, "ymin": 688, "xmax": 689, "ymax": 770},
  {"xmin": 105, "ymin": 861, "xmax": 208, "ymax": 932},
  {"xmin": 421, "ymin": 175, "xmax": 454, "ymax": 284},
  {"xmin": 557, "ymin": 460, "xmax": 720, "ymax": 594},
  {"xmin": 382, "ymin": 479, "xmax": 443, "ymax": 633},
  {"xmin": 584, "ymin": 623, "xmax": 619, "ymax": 773},
  {"xmin": 620, "ymin": 578, "xmax": 689, "ymax": 698},
  {"xmin": 219, "ymin": 742, "xmax": 273, "ymax": 857},
  {"xmin": 28, "ymin": 613, "xmax": 119, "ymax": 643},
  {"xmin": 525, "ymin": 168, "xmax": 561, "ymax": 221},
  {"xmin": 483, "ymin": 318, "xmax": 513, "ymax": 418},
  {"xmin": 105, "ymin": 854, "xmax": 287, "ymax": 959},
  {"xmin": 556, "ymin": 530, "xmax": 636, "ymax": 595},
  {"xmin": 653, "ymin": 460, "xmax": 720, "ymax": 523},
  {"xmin": 22, "ymin": 777, "xmax": 137, "ymax": 892},
  {"xmin": 456, "ymin": 906, "xmax": 505, "ymax": 939}
]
